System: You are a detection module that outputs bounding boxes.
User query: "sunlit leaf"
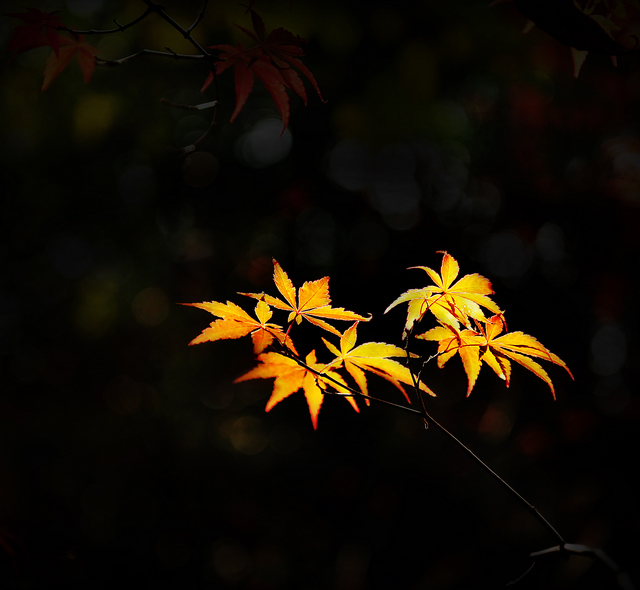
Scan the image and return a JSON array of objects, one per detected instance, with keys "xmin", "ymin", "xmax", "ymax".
[
  {"xmin": 183, "ymin": 298, "xmax": 294, "ymax": 354},
  {"xmin": 242, "ymin": 259, "xmax": 370, "ymax": 336},
  {"xmin": 386, "ymin": 251, "xmax": 501, "ymax": 333},
  {"xmin": 322, "ymin": 322, "xmax": 435, "ymax": 404},
  {"xmin": 234, "ymin": 350, "xmax": 356, "ymax": 429},
  {"xmin": 418, "ymin": 316, "xmax": 573, "ymax": 398}
]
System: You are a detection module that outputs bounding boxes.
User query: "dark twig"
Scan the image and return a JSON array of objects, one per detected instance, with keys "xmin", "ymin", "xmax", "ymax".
[
  {"xmin": 400, "ymin": 322, "xmax": 567, "ymax": 546},
  {"xmin": 273, "ymin": 340, "xmax": 562, "ymax": 555},
  {"xmin": 188, "ymin": 0, "xmax": 210, "ymax": 33},
  {"xmin": 139, "ymin": 0, "xmax": 218, "ymax": 156},
  {"xmin": 508, "ymin": 544, "xmax": 636, "ymax": 589},
  {"xmin": 160, "ymin": 98, "xmax": 217, "ymax": 111},
  {"xmin": 426, "ymin": 406, "xmax": 566, "ymax": 546},
  {"xmin": 161, "ymin": 98, "xmax": 219, "ymax": 156},
  {"xmin": 55, "ymin": 7, "xmax": 154, "ymax": 35},
  {"xmin": 84, "ymin": 0, "xmax": 218, "ymax": 155},
  {"xmin": 273, "ymin": 332, "xmax": 564, "ymax": 545},
  {"xmin": 97, "ymin": 49, "xmax": 205, "ymax": 66},
  {"xmin": 403, "ymin": 326, "xmax": 430, "ymax": 427},
  {"xmin": 141, "ymin": 0, "xmax": 211, "ymax": 57}
]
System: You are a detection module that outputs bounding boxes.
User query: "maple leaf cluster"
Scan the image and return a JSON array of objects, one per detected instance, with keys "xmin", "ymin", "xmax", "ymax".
[
  {"xmin": 385, "ymin": 251, "xmax": 573, "ymax": 399},
  {"xmin": 184, "ymin": 259, "xmax": 432, "ymax": 429},
  {"xmin": 185, "ymin": 253, "xmax": 572, "ymax": 429},
  {"xmin": 5, "ymin": 8, "xmax": 97, "ymax": 90}
]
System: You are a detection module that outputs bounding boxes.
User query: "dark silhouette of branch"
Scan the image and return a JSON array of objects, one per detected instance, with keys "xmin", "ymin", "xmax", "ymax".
[
  {"xmin": 141, "ymin": 0, "xmax": 211, "ymax": 57},
  {"xmin": 187, "ymin": 0, "xmax": 210, "ymax": 33},
  {"xmin": 97, "ymin": 49, "xmax": 205, "ymax": 66},
  {"xmin": 271, "ymin": 339, "xmax": 563, "ymax": 548},
  {"xmin": 160, "ymin": 98, "xmax": 217, "ymax": 111},
  {"xmin": 272, "ymin": 334, "xmax": 566, "ymax": 546},
  {"xmin": 55, "ymin": 7, "xmax": 154, "ymax": 35},
  {"xmin": 160, "ymin": 98, "xmax": 219, "ymax": 156},
  {"xmin": 73, "ymin": 0, "xmax": 218, "ymax": 155},
  {"xmin": 508, "ymin": 544, "xmax": 636, "ymax": 589}
]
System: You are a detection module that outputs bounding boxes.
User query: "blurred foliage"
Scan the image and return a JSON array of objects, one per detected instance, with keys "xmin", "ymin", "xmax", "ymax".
[{"xmin": 0, "ymin": 0, "xmax": 639, "ymax": 588}]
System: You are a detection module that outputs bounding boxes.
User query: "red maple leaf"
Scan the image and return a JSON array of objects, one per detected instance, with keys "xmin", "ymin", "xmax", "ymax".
[
  {"xmin": 5, "ymin": 8, "xmax": 64, "ymax": 59},
  {"xmin": 201, "ymin": 9, "xmax": 325, "ymax": 133},
  {"xmin": 41, "ymin": 34, "xmax": 98, "ymax": 91}
]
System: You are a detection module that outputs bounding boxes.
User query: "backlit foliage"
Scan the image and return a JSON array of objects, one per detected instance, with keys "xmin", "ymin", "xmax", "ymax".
[{"xmin": 186, "ymin": 254, "xmax": 572, "ymax": 428}]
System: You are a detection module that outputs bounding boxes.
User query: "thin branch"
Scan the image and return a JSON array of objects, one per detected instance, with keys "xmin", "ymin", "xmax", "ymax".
[
  {"xmin": 508, "ymin": 544, "xmax": 636, "ymax": 590},
  {"xmin": 97, "ymin": 49, "xmax": 205, "ymax": 66},
  {"xmin": 159, "ymin": 91, "xmax": 219, "ymax": 155},
  {"xmin": 402, "ymin": 323, "xmax": 566, "ymax": 546},
  {"xmin": 506, "ymin": 562, "xmax": 536, "ymax": 587},
  {"xmin": 424, "ymin": 406, "xmax": 566, "ymax": 546},
  {"xmin": 325, "ymin": 389, "xmax": 423, "ymax": 414},
  {"xmin": 268, "ymin": 314, "xmax": 567, "ymax": 546},
  {"xmin": 141, "ymin": 0, "xmax": 211, "ymax": 57},
  {"xmin": 160, "ymin": 98, "xmax": 217, "ymax": 111},
  {"xmin": 82, "ymin": 0, "xmax": 218, "ymax": 156},
  {"xmin": 403, "ymin": 327, "xmax": 430, "ymax": 427},
  {"xmin": 170, "ymin": 108, "xmax": 218, "ymax": 156},
  {"xmin": 55, "ymin": 7, "xmax": 154, "ymax": 35},
  {"xmin": 391, "ymin": 292, "xmax": 632, "ymax": 588},
  {"xmin": 188, "ymin": 0, "xmax": 210, "ymax": 33}
]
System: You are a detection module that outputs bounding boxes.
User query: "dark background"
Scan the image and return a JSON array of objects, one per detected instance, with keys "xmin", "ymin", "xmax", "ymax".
[{"xmin": 1, "ymin": 0, "xmax": 639, "ymax": 588}]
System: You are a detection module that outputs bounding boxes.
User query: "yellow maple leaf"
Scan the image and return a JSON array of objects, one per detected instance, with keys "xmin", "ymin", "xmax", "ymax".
[
  {"xmin": 234, "ymin": 350, "xmax": 356, "ymax": 429},
  {"xmin": 418, "ymin": 316, "xmax": 573, "ymax": 399},
  {"xmin": 241, "ymin": 259, "xmax": 370, "ymax": 336},
  {"xmin": 322, "ymin": 322, "xmax": 435, "ymax": 405},
  {"xmin": 183, "ymin": 298, "xmax": 294, "ymax": 354},
  {"xmin": 385, "ymin": 251, "xmax": 502, "ymax": 333}
]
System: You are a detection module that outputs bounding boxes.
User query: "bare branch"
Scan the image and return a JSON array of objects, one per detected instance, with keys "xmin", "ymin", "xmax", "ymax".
[
  {"xmin": 97, "ymin": 49, "xmax": 205, "ymax": 66},
  {"xmin": 403, "ymin": 325, "xmax": 567, "ymax": 547},
  {"xmin": 508, "ymin": 544, "xmax": 637, "ymax": 590},
  {"xmin": 187, "ymin": 0, "xmax": 210, "ymax": 33},
  {"xmin": 55, "ymin": 7, "xmax": 154, "ymax": 35},
  {"xmin": 160, "ymin": 99, "xmax": 217, "ymax": 111},
  {"xmin": 160, "ymin": 98, "xmax": 219, "ymax": 156},
  {"xmin": 141, "ymin": 0, "xmax": 211, "ymax": 57}
]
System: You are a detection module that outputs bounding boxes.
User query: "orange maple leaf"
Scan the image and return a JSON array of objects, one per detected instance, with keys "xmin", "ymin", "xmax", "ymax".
[
  {"xmin": 234, "ymin": 350, "xmax": 356, "ymax": 429},
  {"xmin": 201, "ymin": 10, "xmax": 325, "ymax": 133},
  {"xmin": 41, "ymin": 34, "xmax": 97, "ymax": 91},
  {"xmin": 385, "ymin": 251, "xmax": 502, "ymax": 333},
  {"xmin": 241, "ymin": 259, "xmax": 371, "ymax": 337},
  {"xmin": 322, "ymin": 322, "xmax": 435, "ymax": 405},
  {"xmin": 5, "ymin": 8, "xmax": 64, "ymax": 59},
  {"xmin": 183, "ymin": 298, "xmax": 294, "ymax": 354},
  {"xmin": 418, "ymin": 316, "xmax": 573, "ymax": 399}
]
